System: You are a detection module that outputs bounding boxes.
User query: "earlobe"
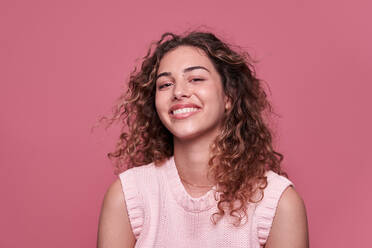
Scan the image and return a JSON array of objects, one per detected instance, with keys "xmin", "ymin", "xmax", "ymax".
[{"xmin": 225, "ymin": 97, "xmax": 232, "ymax": 110}]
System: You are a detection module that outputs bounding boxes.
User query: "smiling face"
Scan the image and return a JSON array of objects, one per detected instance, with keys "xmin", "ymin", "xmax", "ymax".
[{"xmin": 155, "ymin": 46, "xmax": 229, "ymax": 142}]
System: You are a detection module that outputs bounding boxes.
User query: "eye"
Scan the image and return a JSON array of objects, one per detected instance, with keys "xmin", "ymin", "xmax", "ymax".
[
  {"xmin": 190, "ymin": 78, "xmax": 205, "ymax": 82},
  {"xmin": 158, "ymin": 82, "xmax": 173, "ymax": 90}
]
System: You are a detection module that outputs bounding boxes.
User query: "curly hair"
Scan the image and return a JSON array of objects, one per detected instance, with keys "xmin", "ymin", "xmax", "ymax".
[{"xmin": 107, "ymin": 30, "xmax": 288, "ymax": 226}]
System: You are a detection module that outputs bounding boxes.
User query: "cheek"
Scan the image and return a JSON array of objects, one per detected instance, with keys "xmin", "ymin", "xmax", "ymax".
[
  {"xmin": 155, "ymin": 94, "xmax": 168, "ymax": 120},
  {"xmin": 199, "ymin": 87, "xmax": 225, "ymax": 110},
  {"xmin": 154, "ymin": 92, "xmax": 162, "ymax": 111}
]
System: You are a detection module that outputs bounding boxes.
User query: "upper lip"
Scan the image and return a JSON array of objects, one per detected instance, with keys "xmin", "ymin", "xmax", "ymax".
[{"xmin": 169, "ymin": 103, "xmax": 201, "ymax": 114}]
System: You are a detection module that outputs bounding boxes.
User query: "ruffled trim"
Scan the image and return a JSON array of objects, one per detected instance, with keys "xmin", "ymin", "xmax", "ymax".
[
  {"xmin": 255, "ymin": 170, "xmax": 294, "ymax": 246},
  {"xmin": 164, "ymin": 156, "xmax": 218, "ymax": 213},
  {"xmin": 119, "ymin": 169, "xmax": 144, "ymax": 239}
]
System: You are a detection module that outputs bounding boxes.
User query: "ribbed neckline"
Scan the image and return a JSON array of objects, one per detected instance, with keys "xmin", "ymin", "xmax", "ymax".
[{"xmin": 164, "ymin": 156, "xmax": 218, "ymax": 213}]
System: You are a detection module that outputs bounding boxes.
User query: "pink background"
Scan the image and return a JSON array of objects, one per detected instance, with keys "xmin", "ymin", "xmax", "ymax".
[{"xmin": 1, "ymin": 0, "xmax": 371, "ymax": 247}]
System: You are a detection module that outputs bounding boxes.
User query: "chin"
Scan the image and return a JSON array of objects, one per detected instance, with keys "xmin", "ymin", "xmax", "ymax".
[
  {"xmin": 172, "ymin": 127, "xmax": 220, "ymax": 142},
  {"xmin": 172, "ymin": 132, "xmax": 200, "ymax": 141},
  {"xmin": 170, "ymin": 127, "xmax": 205, "ymax": 141}
]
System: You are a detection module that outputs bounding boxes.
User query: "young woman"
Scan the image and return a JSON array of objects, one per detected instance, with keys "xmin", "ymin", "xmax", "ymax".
[{"xmin": 97, "ymin": 31, "xmax": 309, "ymax": 248}]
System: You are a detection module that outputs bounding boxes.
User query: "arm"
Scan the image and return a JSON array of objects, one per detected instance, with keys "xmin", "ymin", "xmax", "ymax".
[
  {"xmin": 265, "ymin": 186, "xmax": 309, "ymax": 248},
  {"xmin": 97, "ymin": 179, "xmax": 136, "ymax": 248}
]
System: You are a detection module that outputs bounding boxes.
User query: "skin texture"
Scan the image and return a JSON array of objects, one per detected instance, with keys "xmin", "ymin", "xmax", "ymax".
[
  {"xmin": 155, "ymin": 45, "xmax": 230, "ymax": 197},
  {"xmin": 265, "ymin": 186, "xmax": 309, "ymax": 248},
  {"xmin": 155, "ymin": 45, "xmax": 229, "ymax": 143},
  {"xmin": 97, "ymin": 45, "xmax": 309, "ymax": 247},
  {"xmin": 97, "ymin": 179, "xmax": 135, "ymax": 248}
]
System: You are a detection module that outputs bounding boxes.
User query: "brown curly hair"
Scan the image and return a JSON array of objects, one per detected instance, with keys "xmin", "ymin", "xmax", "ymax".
[{"xmin": 107, "ymin": 30, "xmax": 288, "ymax": 226}]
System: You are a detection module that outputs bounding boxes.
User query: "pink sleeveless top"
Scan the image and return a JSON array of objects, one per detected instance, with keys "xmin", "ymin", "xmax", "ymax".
[{"xmin": 119, "ymin": 156, "xmax": 293, "ymax": 248}]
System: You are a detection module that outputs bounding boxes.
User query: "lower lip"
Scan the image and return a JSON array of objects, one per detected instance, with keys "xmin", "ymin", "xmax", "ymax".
[{"xmin": 170, "ymin": 109, "xmax": 201, "ymax": 120}]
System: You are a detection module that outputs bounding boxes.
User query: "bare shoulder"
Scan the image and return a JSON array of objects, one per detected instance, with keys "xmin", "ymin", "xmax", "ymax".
[
  {"xmin": 97, "ymin": 179, "xmax": 135, "ymax": 248},
  {"xmin": 265, "ymin": 186, "xmax": 309, "ymax": 248},
  {"xmin": 102, "ymin": 179, "xmax": 125, "ymax": 208},
  {"xmin": 277, "ymin": 186, "xmax": 307, "ymax": 217}
]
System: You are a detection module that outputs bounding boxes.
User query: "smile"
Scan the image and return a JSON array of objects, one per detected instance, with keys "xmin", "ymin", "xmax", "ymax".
[
  {"xmin": 169, "ymin": 106, "xmax": 201, "ymax": 120},
  {"xmin": 172, "ymin": 107, "xmax": 199, "ymax": 115}
]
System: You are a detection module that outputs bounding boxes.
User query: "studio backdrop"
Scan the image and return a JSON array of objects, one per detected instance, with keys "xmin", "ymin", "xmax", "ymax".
[{"xmin": 1, "ymin": 0, "xmax": 371, "ymax": 247}]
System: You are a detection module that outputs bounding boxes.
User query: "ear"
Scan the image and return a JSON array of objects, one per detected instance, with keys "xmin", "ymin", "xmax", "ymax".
[{"xmin": 224, "ymin": 96, "xmax": 232, "ymax": 110}]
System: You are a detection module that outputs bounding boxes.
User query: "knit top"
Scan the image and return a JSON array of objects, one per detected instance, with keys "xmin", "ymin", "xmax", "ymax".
[{"xmin": 119, "ymin": 156, "xmax": 293, "ymax": 248}]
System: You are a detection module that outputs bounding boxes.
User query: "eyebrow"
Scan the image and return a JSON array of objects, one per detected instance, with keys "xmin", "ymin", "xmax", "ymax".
[{"xmin": 156, "ymin": 66, "xmax": 210, "ymax": 81}]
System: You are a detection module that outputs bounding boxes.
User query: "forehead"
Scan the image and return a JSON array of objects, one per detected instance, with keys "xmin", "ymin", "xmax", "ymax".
[{"xmin": 158, "ymin": 46, "xmax": 214, "ymax": 72}]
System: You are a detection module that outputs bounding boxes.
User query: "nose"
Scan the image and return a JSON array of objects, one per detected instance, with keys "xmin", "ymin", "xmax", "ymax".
[{"xmin": 173, "ymin": 80, "xmax": 190, "ymax": 100}]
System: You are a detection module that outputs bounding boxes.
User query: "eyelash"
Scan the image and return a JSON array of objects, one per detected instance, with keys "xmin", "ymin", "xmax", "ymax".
[
  {"xmin": 158, "ymin": 82, "xmax": 173, "ymax": 89},
  {"xmin": 190, "ymin": 78, "xmax": 204, "ymax": 82},
  {"xmin": 157, "ymin": 78, "xmax": 205, "ymax": 90}
]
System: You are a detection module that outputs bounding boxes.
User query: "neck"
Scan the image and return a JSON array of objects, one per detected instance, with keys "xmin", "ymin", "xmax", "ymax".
[{"xmin": 173, "ymin": 134, "xmax": 217, "ymax": 187}]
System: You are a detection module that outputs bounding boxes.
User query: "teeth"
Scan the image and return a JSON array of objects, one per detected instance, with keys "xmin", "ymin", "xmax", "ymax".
[{"xmin": 172, "ymin": 107, "xmax": 198, "ymax": 115}]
